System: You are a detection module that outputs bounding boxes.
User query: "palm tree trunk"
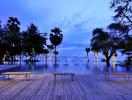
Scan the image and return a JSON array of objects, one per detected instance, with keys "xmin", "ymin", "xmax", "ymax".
[
  {"xmin": 55, "ymin": 46, "xmax": 57, "ymax": 65},
  {"xmin": 20, "ymin": 55, "xmax": 22, "ymax": 62},
  {"xmin": 126, "ymin": 55, "xmax": 131, "ymax": 66},
  {"xmin": 45, "ymin": 54, "xmax": 47, "ymax": 64},
  {"xmin": 87, "ymin": 53, "xmax": 89, "ymax": 62},
  {"xmin": 0, "ymin": 54, "xmax": 3, "ymax": 64},
  {"xmin": 11, "ymin": 55, "xmax": 14, "ymax": 65},
  {"xmin": 106, "ymin": 56, "xmax": 110, "ymax": 67},
  {"xmin": 86, "ymin": 53, "xmax": 89, "ymax": 62}
]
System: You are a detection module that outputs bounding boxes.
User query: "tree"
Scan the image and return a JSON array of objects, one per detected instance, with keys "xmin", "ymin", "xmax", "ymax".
[
  {"xmin": 91, "ymin": 28, "xmax": 117, "ymax": 66},
  {"xmin": 120, "ymin": 37, "xmax": 132, "ymax": 65},
  {"xmin": 108, "ymin": 22, "xmax": 129, "ymax": 37},
  {"xmin": 0, "ymin": 21, "xmax": 9, "ymax": 64},
  {"xmin": 110, "ymin": 0, "xmax": 132, "ymax": 65},
  {"xmin": 49, "ymin": 28, "xmax": 63, "ymax": 64},
  {"xmin": 108, "ymin": 22, "xmax": 132, "ymax": 65},
  {"xmin": 6, "ymin": 17, "xmax": 21, "ymax": 64},
  {"xmin": 110, "ymin": 0, "xmax": 132, "ymax": 26},
  {"xmin": 22, "ymin": 23, "xmax": 46, "ymax": 61},
  {"xmin": 85, "ymin": 48, "xmax": 90, "ymax": 62}
]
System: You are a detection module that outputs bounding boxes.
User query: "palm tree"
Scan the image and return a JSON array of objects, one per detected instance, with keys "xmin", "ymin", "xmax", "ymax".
[
  {"xmin": 85, "ymin": 48, "xmax": 90, "ymax": 62},
  {"xmin": 49, "ymin": 28, "xmax": 63, "ymax": 64}
]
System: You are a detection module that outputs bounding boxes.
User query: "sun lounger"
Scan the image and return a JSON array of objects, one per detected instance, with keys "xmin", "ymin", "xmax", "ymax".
[
  {"xmin": 104, "ymin": 72, "xmax": 131, "ymax": 80},
  {"xmin": 2, "ymin": 72, "xmax": 31, "ymax": 80},
  {"xmin": 53, "ymin": 72, "xmax": 75, "ymax": 81}
]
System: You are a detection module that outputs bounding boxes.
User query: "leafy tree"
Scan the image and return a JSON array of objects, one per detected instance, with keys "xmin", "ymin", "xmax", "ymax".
[
  {"xmin": 120, "ymin": 37, "xmax": 132, "ymax": 65},
  {"xmin": 0, "ymin": 21, "xmax": 9, "ymax": 64},
  {"xmin": 108, "ymin": 22, "xmax": 132, "ymax": 65},
  {"xmin": 49, "ymin": 28, "xmax": 63, "ymax": 64},
  {"xmin": 85, "ymin": 48, "xmax": 90, "ymax": 62},
  {"xmin": 108, "ymin": 22, "xmax": 129, "ymax": 37},
  {"xmin": 91, "ymin": 28, "xmax": 117, "ymax": 66},
  {"xmin": 110, "ymin": 0, "xmax": 132, "ymax": 65},
  {"xmin": 22, "ymin": 24, "xmax": 46, "ymax": 61},
  {"xmin": 110, "ymin": 0, "xmax": 132, "ymax": 26},
  {"xmin": 6, "ymin": 17, "xmax": 21, "ymax": 63}
]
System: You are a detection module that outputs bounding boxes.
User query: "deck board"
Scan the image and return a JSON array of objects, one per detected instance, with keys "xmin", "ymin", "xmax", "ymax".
[{"xmin": 0, "ymin": 74, "xmax": 132, "ymax": 100}]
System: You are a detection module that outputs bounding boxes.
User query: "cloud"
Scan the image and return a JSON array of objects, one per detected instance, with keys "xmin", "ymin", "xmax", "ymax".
[{"xmin": 0, "ymin": 0, "xmax": 114, "ymax": 53}]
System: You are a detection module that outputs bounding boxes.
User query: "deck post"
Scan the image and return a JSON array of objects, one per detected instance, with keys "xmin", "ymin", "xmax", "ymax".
[
  {"xmin": 8, "ymin": 74, "xmax": 9, "ymax": 79},
  {"xmin": 25, "ymin": 75, "xmax": 27, "ymax": 80}
]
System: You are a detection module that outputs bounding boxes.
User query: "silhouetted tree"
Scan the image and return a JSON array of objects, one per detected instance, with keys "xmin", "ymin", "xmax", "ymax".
[
  {"xmin": 108, "ymin": 22, "xmax": 132, "ymax": 65},
  {"xmin": 6, "ymin": 17, "xmax": 21, "ymax": 64},
  {"xmin": 110, "ymin": 0, "xmax": 132, "ymax": 25},
  {"xmin": 0, "ymin": 21, "xmax": 9, "ymax": 64},
  {"xmin": 22, "ymin": 24, "xmax": 46, "ymax": 61},
  {"xmin": 91, "ymin": 28, "xmax": 117, "ymax": 66},
  {"xmin": 110, "ymin": 0, "xmax": 132, "ymax": 65},
  {"xmin": 49, "ymin": 28, "xmax": 63, "ymax": 64},
  {"xmin": 85, "ymin": 48, "xmax": 90, "ymax": 62},
  {"xmin": 108, "ymin": 22, "xmax": 129, "ymax": 37},
  {"xmin": 121, "ymin": 37, "xmax": 132, "ymax": 65}
]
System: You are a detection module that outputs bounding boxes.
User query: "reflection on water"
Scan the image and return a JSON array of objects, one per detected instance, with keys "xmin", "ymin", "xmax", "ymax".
[
  {"xmin": 4, "ymin": 56, "xmax": 132, "ymax": 74},
  {"xmin": 11, "ymin": 61, "xmax": 132, "ymax": 74},
  {"xmin": 94, "ymin": 60, "xmax": 99, "ymax": 68}
]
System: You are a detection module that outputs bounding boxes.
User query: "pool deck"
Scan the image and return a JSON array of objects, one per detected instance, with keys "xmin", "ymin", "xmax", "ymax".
[{"xmin": 0, "ymin": 73, "xmax": 132, "ymax": 100}]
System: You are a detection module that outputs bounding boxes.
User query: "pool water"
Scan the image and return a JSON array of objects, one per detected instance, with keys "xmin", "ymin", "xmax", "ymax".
[{"xmin": 11, "ymin": 61, "xmax": 132, "ymax": 74}]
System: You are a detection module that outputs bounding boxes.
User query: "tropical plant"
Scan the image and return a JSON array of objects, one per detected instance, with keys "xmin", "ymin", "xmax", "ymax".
[
  {"xmin": 49, "ymin": 28, "xmax": 63, "ymax": 64},
  {"xmin": 85, "ymin": 48, "xmax": 90, "ymax": 62}
]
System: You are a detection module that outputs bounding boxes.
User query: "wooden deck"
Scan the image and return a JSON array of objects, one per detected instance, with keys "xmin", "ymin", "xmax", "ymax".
[{"xmin": 0, "ymin": 74, "xmax": 132, "ymax": 100}]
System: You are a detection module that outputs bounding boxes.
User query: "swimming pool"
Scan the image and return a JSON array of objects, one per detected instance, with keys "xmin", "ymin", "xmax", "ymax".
[{"xmin": 10, "ymin": 61, "xmax": 132, "ymax": 74}]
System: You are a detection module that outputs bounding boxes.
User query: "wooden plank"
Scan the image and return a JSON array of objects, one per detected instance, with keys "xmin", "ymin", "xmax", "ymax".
[
  {"xmin": 0, "ymin": 73, "xmax": 131, "ymax": 99},
  {"xmin": 2, "ymin": 72, "xmax": 31, "ymax": 75}
]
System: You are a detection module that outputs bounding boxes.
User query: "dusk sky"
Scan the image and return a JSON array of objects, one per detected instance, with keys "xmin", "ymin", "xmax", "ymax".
[{"xmin": 0, "ymin": 0, "xmax": 114, "ymax": 55}]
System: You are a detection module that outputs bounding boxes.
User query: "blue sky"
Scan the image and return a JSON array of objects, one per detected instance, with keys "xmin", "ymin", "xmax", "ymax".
[{"xmin": 0, "ymin": 0, "xmax": 114, "ymax": 55}]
